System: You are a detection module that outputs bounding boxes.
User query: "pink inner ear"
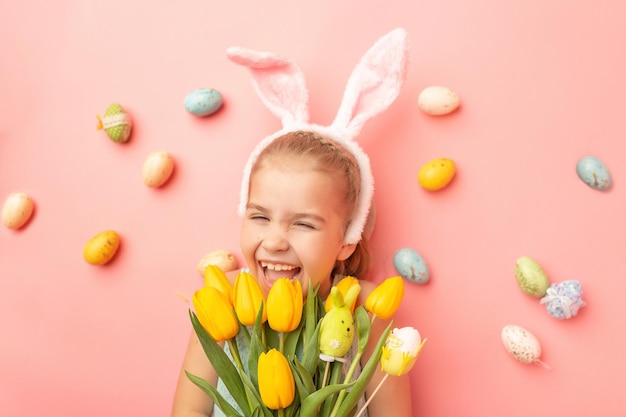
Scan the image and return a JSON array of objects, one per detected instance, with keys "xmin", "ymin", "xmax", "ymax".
[{"xmin": 227, "ymin": 46, "xmax": 309, "ymax": 124}]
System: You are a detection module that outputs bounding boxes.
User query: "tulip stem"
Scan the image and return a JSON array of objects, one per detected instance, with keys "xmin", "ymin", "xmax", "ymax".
[
  {"xmin": 354, "ymin": 373, "xmax": 389, "ymax": 417},
  {"xmin": 226, "ymin": 339, "xmax": 244, "ymax": 373},
  {"xmin": 279, "ymin": 331, "xmax": 285, "ymax": 353}
]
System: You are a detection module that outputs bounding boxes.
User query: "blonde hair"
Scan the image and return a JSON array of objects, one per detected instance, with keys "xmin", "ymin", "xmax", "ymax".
[{"xmin": 251, "ymin": 131, "xmax": 372, "ymax": 278}]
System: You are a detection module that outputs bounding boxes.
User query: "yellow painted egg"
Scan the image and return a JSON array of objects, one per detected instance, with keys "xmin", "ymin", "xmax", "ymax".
[
  {"xmin": 418, "ymin": 158, "xmax": 456, "ymax": 191},
  {"xmin": 197, "ymin": 249, "xmax": 238, "ymax": 276},
  {"xmin": 2, "ymin": 192, "xmax": 35, "ymax": 229},
  {"xmin": 142, "ymin": 150, "xmax": 175, "ymax": 188},
  {"xmin": 83, "ymin": 230, "xmax": 121, "ymax": 265}
]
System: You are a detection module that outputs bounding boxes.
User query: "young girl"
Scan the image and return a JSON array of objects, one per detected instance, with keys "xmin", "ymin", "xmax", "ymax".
[{"xmin": 171, "ymin": 28, "xmax": 412, "ymax": 417}]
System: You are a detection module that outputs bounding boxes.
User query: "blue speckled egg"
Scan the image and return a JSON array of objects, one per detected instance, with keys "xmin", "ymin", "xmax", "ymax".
[
  {"xmin": 184, "ymin": 88, "xmax": 223, "ymax": 117},
  {"xmin": 540, "ymin": 280, "xmax": 585, "ymax": 320},
  {"xmin": 393, "ymin": 248, "xmax": 430, "ymax": 284},
  {"xmin": 576, "ymin": 155, "xmax": 611, "ymax": 191}
]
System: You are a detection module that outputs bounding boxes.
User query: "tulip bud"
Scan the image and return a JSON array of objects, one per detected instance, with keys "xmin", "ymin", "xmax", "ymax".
[
  {"xmin": 267, "ymin": 278, "xmax": 303, "ymax": 332},
  {"xmin": 233, "ymin": 270, "xmax": 267, "ymax": 326},
  {"xmin": 258, "ymin": 349, "xmax": 295, "ymax": 409},
  {"xmin": 204, "ymin": 264, "xmax": 233, "ymax": 301},
  {"xmin": 325, "ymin": 276, "xmax": 359, "ymax": 313},
  {"xmin": 192, "ymin": 286, "xmax": 239, "ymax": 342},
  {"xmin": 381, "ymin": 327, "xmax": 426, "ymax": 376},
  {"xmin": 365, "ymin": 276, "xmax": 404, "ymax": 319}
]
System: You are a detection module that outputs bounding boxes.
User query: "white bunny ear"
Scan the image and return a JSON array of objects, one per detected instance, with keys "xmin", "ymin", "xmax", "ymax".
[
  {"xmin": 226, "ymin": 46, "xmax": 309, "ymax": 127},
  {"xmin": 332, "ymin": 28, "xmax": 409, "ymax": 139}
]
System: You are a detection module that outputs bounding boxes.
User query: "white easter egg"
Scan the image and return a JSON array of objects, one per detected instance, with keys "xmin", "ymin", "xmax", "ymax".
[
  {"xmin": 2, "ymin": 192, "xmax": 35, "ymax": 229},
  {"xmin": 142, "ymin": 150, "xmax": 175, "ymax": 188},
  {"xmin": 418, "ymin": 86, "xmax": 460, "ymax": 116},
  {"xmin": 501, "ymin": 324, "xmax": 544, "ymax": 365}
]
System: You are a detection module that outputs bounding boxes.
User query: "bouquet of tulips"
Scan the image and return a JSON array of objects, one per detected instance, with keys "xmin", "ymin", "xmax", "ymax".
[{"xmin": 187, "ymin": 266, "xmax": 426, "ymax": 417}]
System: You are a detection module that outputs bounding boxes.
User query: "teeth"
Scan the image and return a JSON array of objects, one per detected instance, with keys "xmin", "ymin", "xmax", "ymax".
[{"xmin": 261, "ymin": 261, "xmax": 297, "ymax": 272}]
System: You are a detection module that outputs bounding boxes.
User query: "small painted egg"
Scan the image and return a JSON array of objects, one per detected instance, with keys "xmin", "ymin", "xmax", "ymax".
[
  {"xmin": 197, "ymin": 249, "xmax": 238, "ymax": 276},
  {"xmin": 418, "ymin": 86, "xmax": 460, "ymax": 116},
  {"xmin": 142, "ymin": 150, "xmax": 175, "ymax": 188},
  {"xmin": 418, "ymin": 158, "xmax": 456, "ymax": 191},
  {"xmin": 184, "ymin": 88, "xmax": 223, "ymax": 117},
  {"xmin": 540, "ymin": 280, "xmax": 585, "ymax": 319},
  {"xmin": 501, "ymin": 324, "xmax": 546, "ymax": 367},
  {"xmin": 576, "ymin": 155, "xmax": 611, "ymax": 191},
  {"xmin": 83, "ymin": 230, "xmax": 121, "ymax": 265},
  {"xmin": 515, "ymin": 256, "xmax": 550, "ymax": 297},
  {"xmin": 2, "ymin": 192, "xmax": 35, "ymax": 229},
  {"xmin": 97, "ymin": 103, "xmax": 132, "ymax": 143},
  {"xmin": 393, "ymin": 248, "xmax": 430, "ymax": 284}
]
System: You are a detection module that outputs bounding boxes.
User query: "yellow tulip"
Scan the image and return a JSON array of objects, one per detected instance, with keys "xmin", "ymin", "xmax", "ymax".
[
  {"xmin": 365, "ymin": 276, "xmax": 404, "ymax": 319},
  {"xmin": 381, "ymin": 327, "xmax": 426, "ymax": 376},
  {"xmin": 267, "ymin": 278, "xmax": 303, "ymax": 332},
  {"xmin": 258, "ymin": 349, "xmax": 295, "ymax": 409},
  {"xmin": 192, "ymin": 286, "xmax": 239, "ymax": 342},
  {"xmin": 324, "ymin": 276, "xmax": 359, "ymax": 313},
  {"xmin": 233, "ymin": 270, "xmax": 267, "ymax": 326},
  {"xmin": 204, "ymin": 264, "xmax": 233, "ymax": 300}
]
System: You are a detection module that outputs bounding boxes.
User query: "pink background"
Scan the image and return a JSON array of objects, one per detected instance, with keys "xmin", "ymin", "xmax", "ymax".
[{"xmin": 2, "ymin": 1, "xmax": 625, "ymax": 416}]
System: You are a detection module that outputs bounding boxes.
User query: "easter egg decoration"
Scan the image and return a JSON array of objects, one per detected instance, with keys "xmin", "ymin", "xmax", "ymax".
[
  {"xmin": 576, "ymin": 155, "xmax": 611, "ymax": 191},
  {"xmin": 2, "ymin": 192, "xmax": 35, "ymax": 229},
  {"xmin": 515, "ymin": 256, "xmax": 550, "ymax": 297},
  {"xmin": 83, "ymin": 230, "xmax": 121, "ymax": 265},
  {"xmin": 184, "ymin": 88, "xmax": 223, "ymax": 117},
  {"xmin": 418, "ymin": 158, "xmax": 456, "ymax": 191},
  {"xmin": 142, "ymin": 150, "xmax": 175, "ymax": 188},
  {"xmin": 540, "ymin": 280, "xmax": 586, "ymax": 319},
  {"xmin": 319, "ymin": 284, "xmax": 361, "ymax": 360},
  {"xmin": 393, "ymin": 247, "xmax": 430, "ymax": 284},
  {"xmin": 418, "ymin": 86, "xmax": 460, "ymax": 116},
  {"xmin": 197, "ymin": 249, "xmax": 238, "ymax": 276},
  {"xmin": 501, "ymin": 324, "xmax": 549, "ymax": 369},
  {"xmin": 97, "ymin": 103, "xmax": 132, "ymax": 143}
]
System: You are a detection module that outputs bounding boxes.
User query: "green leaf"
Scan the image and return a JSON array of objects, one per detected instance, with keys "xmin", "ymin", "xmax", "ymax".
[
  {"xmin": 299, "ymin": 382, "xmax": 354, "ymax": 417},
  {"xmin": 239, "ymin": 367, "xmax": 274, "ymax": 417},
  {"xmin": 304, "ymin": 283, "xmax": 320, "ymax": 347},
  {"xmin": 185, "ymin": 371, "xmax": 243, "ymax": 417},
  {"xmin": 300, "ymin": 321, "xmax": 321, "ymax": 375},
  {"xmin": 354, "ymin": 306, "xmax": 371, "ymax": 353},
  {"xmin": 189, "ymin": 310, "xmax": 250, "ymax": 415},
  {"xmin": 333, "ymin": 323, "xmax": 393, "ymax": 417},
  {"xmin": 283, "ymin": 318, "xmax": 304, "ymax": 360},
  {"xmin": 292, "ymin": 358, "xmax": 316, "ymax": 395}
]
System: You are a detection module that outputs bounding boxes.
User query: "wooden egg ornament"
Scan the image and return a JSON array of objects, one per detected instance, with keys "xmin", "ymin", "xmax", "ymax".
[
  {"xmin": 2, "ymin": 192, "xmax": 35, "ymax": 229},
  {"xmin": 515, "ymin": 256, "xmax": 550, "ymax": 297},
  {"xmin": 97, "ymin": 103, "xmax": 132, "ymax": 143},
  {"xmin": 576, "ymin": 155, "xmax": 611, "ymax": 191},
  {"xmin": 184, "ymin": 88, "xmax": 223, "ymax": 117},
  {"xmin": 418, "ymin": 86, "xmax": 460, "ymax": 116},
  {"xmin": 393, "ymin": 247, "xmax": 430, "ymax": 284},
  {"xmin": 83, "ymin": 230, "xmax": 121, "ymax": 265},
  {"xmin": 197, "ymin": 249, "xmax": 238, "ymax": 276},
  {"xmin": 142, "ymin": 150, "xmax": 175, "ymax": 188},
  {"xmin": 418, "ymin": 158, "xmax": 456, "ymax": 191},
  {"xmin": 501, "ymin": 324, "xmax": 549, "ymax": 368}
]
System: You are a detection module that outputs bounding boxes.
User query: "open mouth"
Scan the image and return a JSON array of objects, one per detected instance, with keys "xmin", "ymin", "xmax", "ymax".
[{"xmin": 260, "ymin": 261, "xmax": 301, "ymax": 284}]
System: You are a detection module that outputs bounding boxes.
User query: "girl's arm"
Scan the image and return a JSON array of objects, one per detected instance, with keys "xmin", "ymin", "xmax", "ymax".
[
  {"xmin": 171, "ymin": 331, "xmax": 218, "ymax": 417},
  {"xmin": 359, "ymin": 281, "xmax": 414, "ymax": 417}
]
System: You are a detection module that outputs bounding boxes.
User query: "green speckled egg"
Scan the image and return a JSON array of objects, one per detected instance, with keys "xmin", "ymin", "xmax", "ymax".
[
  {"xmin": 515, "ymin": 256, "xmax": 550, "ymax": 297},
  {"xmin": 97, "ymin": 103, "xmax": 132, "ymax": 143}
]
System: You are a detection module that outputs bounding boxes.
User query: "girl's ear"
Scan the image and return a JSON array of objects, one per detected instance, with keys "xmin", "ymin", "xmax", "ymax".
[{"xmin": 337, "ymin": 242, "xmax": 358, "ymax": 261}]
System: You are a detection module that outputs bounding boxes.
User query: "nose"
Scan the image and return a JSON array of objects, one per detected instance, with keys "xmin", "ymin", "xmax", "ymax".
[{"xmin": 261, "ymin": 226, "xmax": 290, "ymax": 253}]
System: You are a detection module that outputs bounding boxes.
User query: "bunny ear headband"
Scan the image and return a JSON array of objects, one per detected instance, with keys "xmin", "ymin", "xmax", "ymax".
[{"xmin": 227, "ymin": 28, "xmax": 409, "ymax": 244}]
